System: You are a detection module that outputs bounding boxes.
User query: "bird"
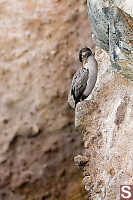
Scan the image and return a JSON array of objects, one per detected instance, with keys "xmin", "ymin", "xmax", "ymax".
[{"xmin": 71, "ymin": 47, "xmax": 98, "ymax": 107}]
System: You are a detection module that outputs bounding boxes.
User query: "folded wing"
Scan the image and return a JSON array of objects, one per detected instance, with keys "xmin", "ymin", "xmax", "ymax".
[{"xmin": 71, "ymin": 68, "xmax": 89, "ymax": 105}]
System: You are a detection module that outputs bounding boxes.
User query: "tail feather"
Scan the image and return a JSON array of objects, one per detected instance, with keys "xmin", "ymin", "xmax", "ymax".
[
  {"xmin": 75, "ymin": 96, "xmax": 80, "ymax": 108},
  {"xmin": 71, "ymin": 88, "xmax": 81, "ymax": 108}
]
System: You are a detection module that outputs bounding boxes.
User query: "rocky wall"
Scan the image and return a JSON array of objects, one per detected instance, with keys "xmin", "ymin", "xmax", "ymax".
[
  {"xmin": 74, "ymin": 0, "xmax": 133, "ymax": 199},
  {"xmin": 87, "ymin": 0, "xmax": 133, "ymax": 79}
]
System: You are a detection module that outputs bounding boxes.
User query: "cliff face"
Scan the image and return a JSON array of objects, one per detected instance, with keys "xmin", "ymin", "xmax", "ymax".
[
  {"xmin": 87, "ymin": 0, "xmax": 133, "ymax": 78},
  {"xmin": 74, "ymin": 0, "xmax": 133, "ymax": 199},
  {"xmin": 0, "ymin": 0, "xmax": 93, "ymax": 199}
]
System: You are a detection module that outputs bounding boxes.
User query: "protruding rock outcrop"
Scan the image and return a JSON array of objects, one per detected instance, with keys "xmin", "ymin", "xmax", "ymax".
[
  {"xmin": 74, "ymin": 1, "xmax": 133, "ymax": 198},
  {"xmin": 75, "ymin": 47, "xmax": 133, "ymax": 199}
]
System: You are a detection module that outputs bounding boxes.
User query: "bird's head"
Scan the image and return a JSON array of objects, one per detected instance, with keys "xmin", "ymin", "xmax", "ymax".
[{"xmin": 79, "ymin": 47, "xmax": 92, "ymax": 64}]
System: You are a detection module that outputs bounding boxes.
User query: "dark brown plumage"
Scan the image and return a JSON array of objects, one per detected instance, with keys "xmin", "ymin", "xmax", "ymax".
[
  {"xmin": 71, "ymin": 67, "xmax": 89, "ymax": 106},
  {"xmin": 70, "ymin": 47, "xmax": 98, "ymax": 108}
]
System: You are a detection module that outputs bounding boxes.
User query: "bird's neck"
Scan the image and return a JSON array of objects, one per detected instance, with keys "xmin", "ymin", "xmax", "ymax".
[
  {"xmin": 82, "ymin": 59, "xmax": 88, "ymax": 66},
  {"xmin": 82, "ymin": 55, "xmax": 98, "ymax": 97},
  {"xmin": 83, "ymin": 55, "xmax": 96, "ymax": 70}
]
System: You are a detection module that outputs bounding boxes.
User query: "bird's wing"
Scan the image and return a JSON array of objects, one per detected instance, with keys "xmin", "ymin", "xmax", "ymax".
[{"xmin": 71, "ymin": 68, "xmax": 89, "ymax": 102}]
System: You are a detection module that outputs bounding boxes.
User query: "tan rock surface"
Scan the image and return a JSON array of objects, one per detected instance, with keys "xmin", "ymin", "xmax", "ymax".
[
  {"xmin": 75, "ymin": 48, "xmax": 133, "ymax": 199},
  {"xmin": 76, "ymin": 1, "xmax": 133, "ymax": 198}
]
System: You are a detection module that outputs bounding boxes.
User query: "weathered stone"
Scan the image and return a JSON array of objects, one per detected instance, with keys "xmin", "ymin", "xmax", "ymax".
[
  {"xmin": 76, "ymin": 47, "xmax": 133, "ymax": 199},
  {"xmin": 87, "ymin": 0, "xmax": 109, "ymax": 51},
  {"xmin": 87, "ymin": 0, "xmax": 133, "ymax": 80},
  {"xmin": 109, "ymin": 7, "xmax": 133, "ymax": 79}
]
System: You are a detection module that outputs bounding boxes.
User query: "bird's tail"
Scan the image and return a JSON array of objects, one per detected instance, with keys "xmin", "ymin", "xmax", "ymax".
[
  {"xmin": 75, "ymin": 97, "xmax": 80, "ymax": 108},
  {"xmin": 71, "ymin": 88, "xmax": 80, "ymax": 108}
]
